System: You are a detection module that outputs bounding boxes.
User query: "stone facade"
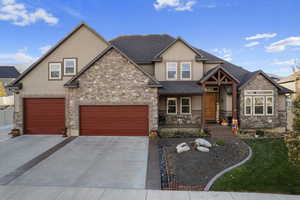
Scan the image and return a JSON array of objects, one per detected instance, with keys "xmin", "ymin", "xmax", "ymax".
[
  {"xmin": 239, "ymin": 74, "xmax": 287, "ymax": 131},
  {"xmin": 66, "ymin": 49, "xmax": 158, "ymax": 136},
  {"xmin": 159, "ymin": 110, "xmax": 201, "ymax": 128}
]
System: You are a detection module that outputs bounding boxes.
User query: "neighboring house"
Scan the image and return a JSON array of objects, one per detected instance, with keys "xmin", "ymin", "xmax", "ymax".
[
  {"xmin": 278, "ymin": 72, "xmax": 299, "ymax": 130},
  {"xmin": 0, "ymin": 66, "xmax": 20, "ymax": 96},
  {"xmin": 8, "ymin": 22, "xmax": 293, "ymax": 136}
]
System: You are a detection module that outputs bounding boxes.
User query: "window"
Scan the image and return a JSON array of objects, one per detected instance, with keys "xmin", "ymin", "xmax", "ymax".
[
  {"xmin": 64, "ymin": 58, "xmax": 77, "ymax": 76},
  {"xmin": 49, "ymin": 63, "xmax": 62, "ymax": 80},
  {"xmin": 253, "ymin": 96, "xmax": 264, "ymax": 115},
  {"xmin": 167, "ymin": 98, "xmax": 177, "ymax": 114},
  {"xmin": 181, "ymin": 97, "xmax": 191, "ymax": 114},
  {"xmin": 244, "ymin": 96, "xmax": 252, "ymax": 116},
  {"xmin": 266, "ymin": 96, "xmax": 274, "ymax": 115},
  {"xmin": 180, "ymin": 62, "xmax": 191, "ymax": 80},
  {"xmin": 166, "ymin": 62, "xmax": 177, "ymax": 80},
  {"xmin": 244, "ymin": 90, "xmax": 273, "ymax": 95}
]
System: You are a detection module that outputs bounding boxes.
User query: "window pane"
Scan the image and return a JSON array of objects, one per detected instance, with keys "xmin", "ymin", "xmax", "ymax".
[
  {"xmin": 168, "ymin": 106, "xmax": 176, "ymax": 114},
  {"xmin": 245, "ymin": 97, "xmax": 251, "ymax": 106},
  {"xmin": 266, "ymin": 97, "xmax": 273, "ymax": 105},
  {"xmin": 267, "ymin": 106, "xmax": 273, "ymax": 114},
  {"xmin": 182, "ymin": 71, "xmax": 190, "ymax": 79},
  {"xmin": 182, "ymin": 106, "xmax": 190, "ymax": 113},
  {"xmin": 254, "ymin": 97, "xmax": 264, "ymax": 105},
  {"xmin": 255, "ymin": 106, "xmax": 264, "ymax": 114},
  {"xmin": 66, "ymin": 60, "xmax": 74, "ymax": 67},
  {"xmin": 246, "ymin": 106, "xmax": 251, "ymax": 114},
  {"xmin": 168, "ymin": 99, "xmax": 176, "ymax": 105},
  {"xmin": 181, "ymin": 98, "xmax": 190, "ymax": 105},
  {"xmin": 168, "ymin": 71, "xmax": 176, "ymax": 79},
  {"xmin": 66, "ymin": 67, "xmax": 74, "ymax": 74},
  {"xmin": 51, "ymin": 71, "xmax": 60, "ymax": 78},
  {"xmin": 51, "ymin": 64, "xmax": 60, "ymax": 70}
]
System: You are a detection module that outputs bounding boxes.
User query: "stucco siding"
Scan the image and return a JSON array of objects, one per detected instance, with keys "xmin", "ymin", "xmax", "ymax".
[
  {"xmin": 19, "ymin": 26, "xmax": 109, "ymax": 95},
  {"xmin": 140, "ymin": 64, "xmax": 154, "ymax": 76},
  {"xmin": 154, "ymin": 41, "xmax": 204, "ymax": 81}
]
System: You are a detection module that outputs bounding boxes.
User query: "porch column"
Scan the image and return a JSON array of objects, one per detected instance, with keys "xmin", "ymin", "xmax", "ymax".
[
  {"xmin": 232, "ymin": 83, "xmax": 238, "ymax": 133},
  {"xmin": 201, "ymin": 83, "xmax": 206, "ymax": 130}
]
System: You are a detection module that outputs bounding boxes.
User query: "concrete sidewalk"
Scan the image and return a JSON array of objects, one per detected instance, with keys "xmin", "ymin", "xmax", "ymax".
[{"xmin": 0, "ymin": 185, "xmax": 299, "ymax": 200}]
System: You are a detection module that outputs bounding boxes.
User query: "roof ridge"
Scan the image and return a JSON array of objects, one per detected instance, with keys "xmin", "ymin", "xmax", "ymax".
[{"xmin": 110, "ymin": 34, "xmax": 174, "ymax": 41}]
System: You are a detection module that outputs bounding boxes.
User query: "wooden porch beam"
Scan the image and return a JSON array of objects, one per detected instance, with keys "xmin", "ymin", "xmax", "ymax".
[
  {"xmin": 201, "ymin": 83, "xmax": 206, "ymax": 130},
  {"xmin": 205, "ymin": 81, "xmax": 235, "ymax": 85}
]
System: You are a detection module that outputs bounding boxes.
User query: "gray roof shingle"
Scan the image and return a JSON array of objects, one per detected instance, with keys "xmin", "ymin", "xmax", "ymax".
[
  {"xmin": 0, "ymin": 66, "xmax": 20, "ymax": 78},
  {"xmin": 159, "ymin": 81, "xmax": 203, "ymax": 95}
]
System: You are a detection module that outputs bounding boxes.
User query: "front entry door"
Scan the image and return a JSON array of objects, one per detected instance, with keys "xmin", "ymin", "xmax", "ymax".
[{"xmin": 204, "ymin": 93, "xmax": 217, "ymax": 121}]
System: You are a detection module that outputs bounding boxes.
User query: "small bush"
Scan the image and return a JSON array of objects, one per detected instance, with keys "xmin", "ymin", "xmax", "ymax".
[
  {"xmin": 216, "ymin": 140, "xmax": 225, "ymax": 146},
  {"xmin": 256, "ymin": 130, "xmax": 265, "ymax": 137},
  {"xmin": 158, "ymin": 128, "xmax": 210, "ymax": 138},
  {"xmin": 285, "ymin": 132, "xmax": 300, "ymax": 167},
  {"xmin": 293, "ymin": 95, "xmax": 300, "ymax": 135}
]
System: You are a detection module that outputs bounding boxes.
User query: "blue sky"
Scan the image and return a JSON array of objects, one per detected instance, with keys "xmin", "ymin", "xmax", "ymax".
[{"xmin": 0, "ymin": 0, "xmax": 299, "ymax": 76}]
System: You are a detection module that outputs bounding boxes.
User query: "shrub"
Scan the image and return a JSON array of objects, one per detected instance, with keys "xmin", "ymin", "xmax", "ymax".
[
  {"xmin": 256, "ymin": 130, "xmax": 265, "ymax": 137},
  {"xmin": 216, "ymin": 140, "xmax": 225, "ymax": 146},
  {"xmin": 285, "ymin": 132, "xmax": 300, "ymax": 168},
  {"xmin": 293, "ymin": 95, "xmax": 300, "ymax": 135}
]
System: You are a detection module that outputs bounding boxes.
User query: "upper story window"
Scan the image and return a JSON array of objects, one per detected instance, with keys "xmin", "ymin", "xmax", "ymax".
[
  {"xmin": 49, "ymin": 62, "xmax": 62, "ymax": 80},
  {"xmin": 181, "ymin": 97, "xmax": 191, "ymax": 114},
  {"xmin": 180, "ymin": 62, "xmax": 191, "ymax": 80},
  {"xmin": 166, "ymin": 62, "xmax": 177, "ymax": 80},
  {"xmin": 63, "ymin": 58, "xmax": 77, "ymax": 76},
  {"xmin": 167, "ymin": 97, "xmax": 177, "ymax": 114}
]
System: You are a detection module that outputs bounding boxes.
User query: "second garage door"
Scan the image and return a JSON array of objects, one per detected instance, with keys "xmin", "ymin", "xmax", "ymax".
[{"xmin": 80, "ymin": 105, "xmax": 148, "ymax": 136}]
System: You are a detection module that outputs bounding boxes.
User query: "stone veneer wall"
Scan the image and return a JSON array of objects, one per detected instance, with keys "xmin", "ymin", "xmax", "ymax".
[
  {"xmin": 66, "ymin": 49, "xmax": 158, "ymax": 136},
  {"xmin": 239, "ymin": 74, "xmax": 287, "ymax": 131}
]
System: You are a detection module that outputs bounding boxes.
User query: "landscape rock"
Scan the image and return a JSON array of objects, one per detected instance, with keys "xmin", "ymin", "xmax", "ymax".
[
  {"xmin": 197, "ymin": 146, "xmax": 210, "ymax": 152},
  {"xmin": 195, "ymin": 138, "xmax": 212, "ymax": 148},
  {"xmin": 176, "ymin": 142, "xmax": 190, "ymax": 153}
]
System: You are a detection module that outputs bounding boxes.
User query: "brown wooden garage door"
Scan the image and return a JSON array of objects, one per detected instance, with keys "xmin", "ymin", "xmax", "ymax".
[
  {"xmin": 24, "ymin": 98, "xmax": 65, "ymax": 134},
  {"xmin": 80, "ymin": 105, "xmax": 148, "ymax": 136}
]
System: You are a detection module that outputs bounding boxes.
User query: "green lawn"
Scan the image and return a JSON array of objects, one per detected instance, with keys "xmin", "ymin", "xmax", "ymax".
[{"xmin": 211, "ymin": 138, "xmax": 300, "ymax": 194}]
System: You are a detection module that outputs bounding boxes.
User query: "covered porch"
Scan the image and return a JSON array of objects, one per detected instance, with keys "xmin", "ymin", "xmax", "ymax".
[{"xmin": 157, "ymin": 66, "xmax": 239, "ymax": 133}]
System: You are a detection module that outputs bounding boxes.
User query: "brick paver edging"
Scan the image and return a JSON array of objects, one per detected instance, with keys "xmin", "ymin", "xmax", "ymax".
[{"xmin": 204, "ymin": 144, "xmax": 253, "ymax": 191}]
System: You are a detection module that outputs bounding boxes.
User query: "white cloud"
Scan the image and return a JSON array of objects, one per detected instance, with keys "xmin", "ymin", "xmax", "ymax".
[
  {"xmin": 39, "ymin": 45, "xmax": 51, "ymax": 54},
  {"xmin": 272, "ymin": 59, "xmax": 298, "ymax": 66},
  {"xmin": 265, "ymin": 37, "xmax": 300, "ymax": 52},
  {"xmin": 61, "ymin": 7, "xmax": 84, "ymax": 18},
  {"xmin": 245, "ymin": 41, "xmax": 260, "ymax": 47},
  {"xmin": 0, "ymin": 0, "xmax": 58, "ymax": 26},
  {"xmin": 0, "ymin": 48, "xmax": 36, "ymax": 63},
  {"xmin": 154, "ymin": 0, "xmax": 196, "ymax": 11},
  {"xmin": 212, "ymin": 48, "xmax": 233, "ymax": 62},
  {"xmin": 245, "ymin": 33, "xmax": 277, "ymax": 41}
]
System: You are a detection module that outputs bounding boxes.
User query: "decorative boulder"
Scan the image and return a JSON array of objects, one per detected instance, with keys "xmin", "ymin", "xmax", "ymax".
[
  {"xmin": 197, "ymin": 146, "xmax": 210, "ymax": 152},
  {"xmin": 195, "ymin": 138, "xmax": 212, "ymax": 148},
  {"xmin": 176, "ymin": 142, "xmax": 190, "ymax": 153}
]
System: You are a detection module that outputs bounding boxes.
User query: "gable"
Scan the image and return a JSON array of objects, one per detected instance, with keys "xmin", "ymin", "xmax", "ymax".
[
  {"xmin": 17, "ymin": 24, "xmax": 109, "ymax": 95},
  {"xmin": 241, "ymin": 74, "xmax": 278, "ymax": 92},
  {"xmin": 75, "ymin": 48, "xmax": 155, "ymax": 91},
  {"xmin": 161, "ymin": 40, "xmax": 197, "ymax": 60}
]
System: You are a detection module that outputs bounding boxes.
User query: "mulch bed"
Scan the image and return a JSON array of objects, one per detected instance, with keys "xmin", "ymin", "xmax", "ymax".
[{"xmin": 158, "ymin": 136, "xmax": 249, "ymax": 190}]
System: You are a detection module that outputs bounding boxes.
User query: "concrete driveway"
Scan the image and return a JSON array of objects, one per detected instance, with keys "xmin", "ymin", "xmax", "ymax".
[
  {"xmin": 0, "ymin": 135, "xmax": 65, "ymax": 178},
  {"xmin": 10, "ymin": 136, "xmax": 149, "ymax": 189}
]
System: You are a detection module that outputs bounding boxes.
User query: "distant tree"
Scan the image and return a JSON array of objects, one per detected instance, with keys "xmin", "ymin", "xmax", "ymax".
[
  {"xmin": 293, "ymin": 94, "xmax": 300, "ymax": 134},
  {"xmin": 0, "ymin": 82, "xmax": 6, "ymax": 97}
]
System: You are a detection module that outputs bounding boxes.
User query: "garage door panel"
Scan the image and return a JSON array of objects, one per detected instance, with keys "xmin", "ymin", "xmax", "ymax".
[
  {"xmin": 80, "ymin": 105, "xmax": 148, "ymax": 136},
  {"xmin": 24, "ymin": 98, "xmax": 65, "ymax": 135}
]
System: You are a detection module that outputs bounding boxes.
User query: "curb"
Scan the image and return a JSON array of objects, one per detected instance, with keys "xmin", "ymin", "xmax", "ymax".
[{"xmin": 204, "ymin": 144, "xmax": 253, "ymax": 191}]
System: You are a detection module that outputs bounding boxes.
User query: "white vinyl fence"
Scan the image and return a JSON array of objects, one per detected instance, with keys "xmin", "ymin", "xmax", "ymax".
[
  {"xmin": 0, "ymin": 107, "xmax": 13, "ymax": 128},
  {"xmin": 0, "ymin": 95, "xmax": 14, "ymax": 106}
]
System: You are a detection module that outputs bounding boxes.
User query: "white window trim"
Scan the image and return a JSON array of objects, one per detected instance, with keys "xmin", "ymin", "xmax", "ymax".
[
  {"xmin": 266, "ymin": 96, "xmax": 274, "ymax": 116},
  {"xmin": 49, "ymin": 62, "xmax": 62, "ymax": 80},
  {"xmin": 63, "ymin": 58, "xmax": 77, "ymax": 76},
  {"xmin": 167, "ymin": 97, "xmax": 177, "ymax": 115},
  {"xmin": 253, "ymin": 96, "xmax": 265, "ymax": 116},
  {"xmin": 180, "ymin": 97, "xmax": 191, "ymax": 114},
  {"xmin": 180, "ymin": 62, "xmax": 192, "ymax": 80},
  {"xmin": 244, "ymin": 90, "xmax": 274, "ymax": 95},
  {"xmin": 166, "ymin": 62, "xmax": 177, "ymax": 80},
  {"xmin": 244, "ymin": 96, "xmax": 252, "ymax": 116}
]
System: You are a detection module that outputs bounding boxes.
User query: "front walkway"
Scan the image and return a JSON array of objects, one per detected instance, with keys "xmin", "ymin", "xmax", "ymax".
[
  {"xmin": 0, "ymin": 185, "xmax": 298, "ymax": 200},
  {"xmin": 207, "ymin": 124, "xmax": 235, "ymax": 138}
]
